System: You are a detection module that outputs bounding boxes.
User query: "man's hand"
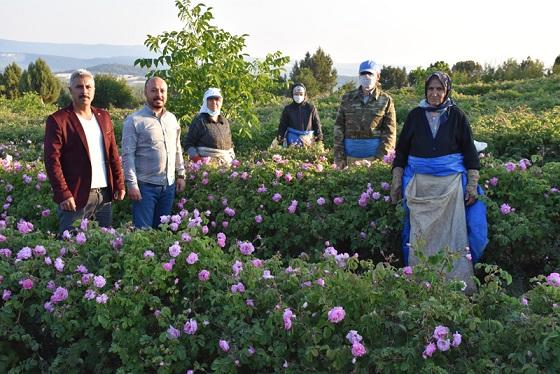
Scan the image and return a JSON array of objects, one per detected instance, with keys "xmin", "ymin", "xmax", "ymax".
[
  {"xmin": 114, "ymin": 189, "xmax": 125, "ymax": 201},
  {"xmin": 60, "ymin": 196, "xmax": 76, "ymax": 211},
  {"xmin": 190, "ymin": 155, "xmax": 202, "ymax": 163},
  {"xmin": 128, "ymin": 188, "xmax": 142, "ymax": 201},
  {"xmin": 176, "ymin": 178, "xmax": 186, "ymax": 193}
]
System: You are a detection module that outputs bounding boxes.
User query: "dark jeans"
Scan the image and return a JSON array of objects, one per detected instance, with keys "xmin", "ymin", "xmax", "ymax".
[
  {"xmin": 57, "ymin": 188, "xmax": 112, "ymax": 234},
  {"xmin": 132, "ymin": 182, "xmax": 176, "ymax": 229}
]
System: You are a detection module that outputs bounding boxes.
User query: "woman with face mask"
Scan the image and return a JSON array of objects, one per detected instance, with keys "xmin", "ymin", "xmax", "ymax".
[
  {"xmin": 390, "ymin": 72, "xmax": 488, "ymax": 295},
  {"xmin": 333, "ymin": 60, "xmax": 397, "ymax": 168},
  {"xmin": 276, "ymin": 83, "xmax": 323, "ymax": 147},
  {"xmin": 182, "ymin": 87, "xmax": 235, "ymax": 164}
]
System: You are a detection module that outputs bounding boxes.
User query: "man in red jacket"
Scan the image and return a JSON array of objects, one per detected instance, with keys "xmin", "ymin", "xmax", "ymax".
[{"xmin": 44, "ymin": 69, "xmax": 125, "ymax": 234}]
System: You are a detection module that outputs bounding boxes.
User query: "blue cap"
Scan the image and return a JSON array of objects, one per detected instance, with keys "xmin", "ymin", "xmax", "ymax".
[{"xmin": 359, "ymin": 60, "xmax": 381, "ymax": 74}]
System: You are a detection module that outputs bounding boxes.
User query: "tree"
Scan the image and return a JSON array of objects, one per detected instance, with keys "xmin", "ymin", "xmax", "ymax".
[
  {"xmin": 495, "ymin": 58, "xmax": 520, "ymax": 81},
  {"xmin": 135, "ymin": 0, "xmax": 289, "ymax": 136},
  {"xmin": 290, "ymin": 47, "xmax": 337, "ymax": 97},
  {"xmin": 2, "ymin": 63, "xmax": 23, "ymax": 99},
  {"xmin": 553, "ymin": 55, "xmax": 560, "ymax": 75},
  {"xmin": 291, "ymin": 67, "xmax": 320, "ymax": 98},
  {"xmin": 427, "ymin": 61, "xmax": 452, "ymax": 76},
  {"xmin": 519, "ymin": 56, "xmax": 544, "ymax": 79},
  {"xmin": 380, "ymin": 65, "xmax": 408, "ymax": 89},
  {"xmin": 19, "ymin": 58, "xmax": 61, "ymax": 104},
  {"xmin": 408, "ymin": 66, "xmax": 427, "ymax": 87},
  {"xmin": 452, "ymin": 60, "xmax": 483, "ymax": 83},
  {"xmin": 92, "ymin": 74, "xmax": 138, "ymax": 109}
]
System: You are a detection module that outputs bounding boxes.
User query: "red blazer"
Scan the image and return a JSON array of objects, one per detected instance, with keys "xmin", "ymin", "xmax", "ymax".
[{"xmin": 44, "ymin": 105, "xmax": 125, "ymax": 209}]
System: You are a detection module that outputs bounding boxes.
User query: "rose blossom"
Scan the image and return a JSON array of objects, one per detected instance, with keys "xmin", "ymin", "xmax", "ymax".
[
  {"xmin": 238, "ymin": 241, "xmax": 255, "ymax": 256},
  {"xmin": 50, "ymin": 287, "xmax": 69, "ymax": 303},
  {"xmin": 183, "ymin": 319, "xmax": 198, "ymax": 335},
  {"xmin": 422, "ymin": 342, "xmax": 437, "ymax": 359},
  {"xmin": 327, "ymin": 306, "xmax": 346, "ymax": 323},
  {"xmin": 186, "ymin": 252, "xmax": 199, "ymax": 265},
  {"xmin": 351, "ymin": 342, "xmax": 367, "ymax": 357},
  {"xmin": 20, "ymin": 278, "xmax": 34, "ymax": 289},
  {"xmin": 219, "ymin": 339, "xmax": 230, "ymax": 352},
  {"xmin": 283, "ymin": 308, "xmax": 296, "ymax": 330},
  {"xmin": 93, "ymin": 275, "xmax": 106, "ymax": 288},
  {"xmin": 198, "ymin": 270, "xmax": 210, "ymax": 281}
]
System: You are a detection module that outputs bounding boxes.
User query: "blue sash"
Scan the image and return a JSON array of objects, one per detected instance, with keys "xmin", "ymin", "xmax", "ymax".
[
  {"xmin": 344, "ymin": 138, "xmax": 381, "ymax": 158},
  {"xmin": 401, "ymin": 154, "xmax": 488, "ymax": 264},
  {"xmin": 286, "ymin": 128, "xmax": 314, "ymax": 146}
]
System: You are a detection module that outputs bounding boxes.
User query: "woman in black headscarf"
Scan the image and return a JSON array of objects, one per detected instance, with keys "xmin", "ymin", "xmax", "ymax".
[{"xmin": 390, "ymin": 71, "xmax": 487, "ymax": 294}]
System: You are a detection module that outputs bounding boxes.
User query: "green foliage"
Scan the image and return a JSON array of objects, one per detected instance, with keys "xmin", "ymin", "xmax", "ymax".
[
  {"xmin": 18, "ymin": 58, "xmax": 61, "ymax": 104},
  {"xmin": 1, "ymin": 63, "xmax": 23, "ymax": 99},
  {"xmin": 380, "ymin": 65, "xmax": 408, "ymax": 89},
  {"xmin": 135, "ymin": 0, "xmax": 289, "ymax": 138},
  {"xmin": 553, "ymin": 55, "xmax": 560, "ymax": 75},
  {"xmin": 0, "ymin": 220, "xmax": 559, "ymax": 372},
  {"xmin": 407, "ymin": 66, "xmax": 427, "ymax": 88},
  {"xmin": 427, "ymin": 61, "xmax": 452, "ymax": 75},
  {"xmin": 290, "ymin": 47, "xmax": 337, "ymax": 97},
  {"xmin": 451, "ymin": 60, "xmax": 483, "ymax": 84},
  {"xmin": 91, "ymin": 74, "xmax": 138, "ymax": 109}
]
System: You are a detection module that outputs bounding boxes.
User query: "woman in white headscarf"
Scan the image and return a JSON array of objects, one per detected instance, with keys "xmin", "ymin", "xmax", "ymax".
[{"xmin": 182, "ymin": 88, "xmax": 235, "ymax": 164}]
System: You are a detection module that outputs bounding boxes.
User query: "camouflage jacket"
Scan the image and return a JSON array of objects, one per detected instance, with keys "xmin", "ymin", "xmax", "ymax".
[{"xmin": 333, "ymin": 86, "xmax": 397, "ymax": 164}]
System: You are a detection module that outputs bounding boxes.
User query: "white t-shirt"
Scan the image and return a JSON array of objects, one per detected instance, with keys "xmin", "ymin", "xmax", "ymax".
[{"xmin": 77, "ymin": 114, "xmax": 108, "ymax": 188}]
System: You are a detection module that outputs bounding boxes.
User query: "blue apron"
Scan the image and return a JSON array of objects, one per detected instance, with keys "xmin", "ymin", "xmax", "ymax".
[
  {"xmin": 344, "ymin": 138, "xmax": 381, "ymax": 158},
  {"xmin": 286, "ymin": 128, "xmax": 314, "ymax": 146},
  {"xmin": 401, "ymin": 154, "xmax": 488, "ymax": 264}
]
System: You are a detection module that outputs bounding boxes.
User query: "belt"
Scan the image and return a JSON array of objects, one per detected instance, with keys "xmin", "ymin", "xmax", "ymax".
[{"xmin": 90, "ymin": 187, "xmax": 108, "ymax": 193}]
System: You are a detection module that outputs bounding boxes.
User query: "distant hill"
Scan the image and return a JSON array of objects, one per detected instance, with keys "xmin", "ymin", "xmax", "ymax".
[
  {"xmin": 0, "ymin": 52, "xmax": 143, "ymax": 72},
  {"xmin": 60, "ymin": 64, "xmax": 148, "ymax": 76},
  {"xmin": 0, "ymin": 38, "xmax": 151, "ymax": 59}
]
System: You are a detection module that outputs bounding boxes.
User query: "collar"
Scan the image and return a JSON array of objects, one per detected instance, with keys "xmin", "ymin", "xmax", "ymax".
[
  {"xmin": 141, "ymin": 104, "xmax": 166, "ymax": 118},
  {"xmin": 352, "ymin": 86, "xmax": 380, "ymax": 101}
]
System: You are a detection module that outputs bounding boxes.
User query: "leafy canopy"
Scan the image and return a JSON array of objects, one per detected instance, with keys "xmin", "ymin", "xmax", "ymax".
[{"xmin": 135, "ymin": 0, "xmax": 289, "ymax": 137}]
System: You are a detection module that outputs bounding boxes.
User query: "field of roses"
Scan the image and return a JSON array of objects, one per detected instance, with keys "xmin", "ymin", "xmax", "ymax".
[{"xmin": 1, "ymin": 77, "xmax": 560, "ymax": 372}]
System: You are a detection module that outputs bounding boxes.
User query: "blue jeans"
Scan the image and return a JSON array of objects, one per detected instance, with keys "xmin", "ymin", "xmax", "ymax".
[
  {"xmin": 132, "ymin": 182, "xmax": 176, "ymax": 229},
  {"xmin": 58, "ymin": 188, "xmax": 112, "ymax": 234}
]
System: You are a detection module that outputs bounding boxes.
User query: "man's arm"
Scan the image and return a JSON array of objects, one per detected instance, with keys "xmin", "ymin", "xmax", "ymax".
[
  {"xmin": 44, "ymin": 115, "xmax": 73, "ymax": 204},
  {"xmin": 104, "ymin": 113, "xmax": 125, "ymax": 199},
  {"xmin": 377, "ymin": 96, "xmax": 397, "ymax": 158},
  {"xmin": 121, "ymin": 116, "xmax": 139, "ymax": 190},
  {"xmin": 175, "ymin": 121, "xmax": 186, "ymax": 192},
  {"xmin": 333, "ymin": 100, "xmax": 346, "ymax": 167}
]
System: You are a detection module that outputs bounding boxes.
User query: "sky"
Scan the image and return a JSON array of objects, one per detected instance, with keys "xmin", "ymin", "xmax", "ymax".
[{"xmin": 1, "ymin": 0, "xmax": 558, "ymax": 69}]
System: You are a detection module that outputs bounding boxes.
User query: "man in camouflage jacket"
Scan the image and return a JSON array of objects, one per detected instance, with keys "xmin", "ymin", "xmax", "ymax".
[{"xmin": 333, "ymin": 60, "xmax": 397, "ymax": 168}]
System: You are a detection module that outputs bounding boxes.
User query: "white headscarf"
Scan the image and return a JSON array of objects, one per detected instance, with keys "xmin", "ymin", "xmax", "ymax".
[{"xmin": 199, "ymin": 87, "xmax": 223, "ymax": 116}]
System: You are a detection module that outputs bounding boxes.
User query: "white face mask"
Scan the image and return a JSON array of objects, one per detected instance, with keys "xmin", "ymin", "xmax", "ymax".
[
  {"xmin": 293, "ymin": 95, "xmax": 305, "ymax": 104},
  {"xmin": 207, "ymin": 108, "xmax": 220, "ymax": 117},
  {"xmin": 359, "ymin": 75, "xmax": 376, "ymax": 91}
]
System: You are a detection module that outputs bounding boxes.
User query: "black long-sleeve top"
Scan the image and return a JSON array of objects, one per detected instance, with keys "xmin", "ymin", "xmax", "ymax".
[
  {"xmin": 393, "ymin": 105, "xmax": 480, "ymax": 170},
  {"xmin": 277, "ymin": 101, "xmax": 323, "ymax": 141},
  {"xmin": 182, "ymin": 113, "xmax": 233, "ymax": 157}
]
